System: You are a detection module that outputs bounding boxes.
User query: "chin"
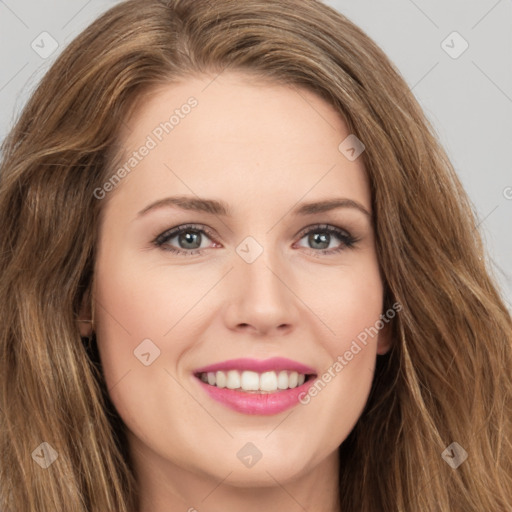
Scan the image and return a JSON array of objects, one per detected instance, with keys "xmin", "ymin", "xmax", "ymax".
[
  {"xmin": 217, "ymin": 462, "xmax": 307, "ymax": 488},
  {"xmin": 199, "ymin": 446, "xmax": 314, "ymax": 488}
]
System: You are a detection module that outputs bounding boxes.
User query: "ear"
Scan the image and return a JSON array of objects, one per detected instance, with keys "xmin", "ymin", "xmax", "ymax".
[
  {"xmin": 77, "ymin": 287, "xmax": 93, "ymax": 338},
  {"xmin": 376, "ymin": 320, "xmax": 393, "ymax": 355}
]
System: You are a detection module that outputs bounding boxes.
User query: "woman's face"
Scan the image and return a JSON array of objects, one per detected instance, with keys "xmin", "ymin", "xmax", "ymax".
[{"xmin": 88, "ymin": 71, "xmax": 391, "ymax": 500}]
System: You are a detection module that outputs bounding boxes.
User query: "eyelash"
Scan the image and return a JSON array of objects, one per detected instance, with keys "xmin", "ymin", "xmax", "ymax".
[{"xmin": 152, "ymin": 223, "xmax": 359, "ymax": 257}]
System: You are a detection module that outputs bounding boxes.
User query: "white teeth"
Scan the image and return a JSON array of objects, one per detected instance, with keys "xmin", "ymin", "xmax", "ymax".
[
  {"xmin": 226, "ymin": 370, "xmax": 241, "ymax": 389},
  {"xmin": 216, "ymin": 371, "xmax": 227, "ymax": 388},
  {"xmin": 199, "ymin": 370, "xmax": 310, "ymax": 392},
  {"xmin": 277, "ymin": 370, "xmax": 289, "ymax": 390},
  {"xmin": 260, "ymin": 371, "xmax": 278, "ymax": 391},
  {"xmin": 241, "ymin": 370, "xmax": 260, "ymax": 391}
]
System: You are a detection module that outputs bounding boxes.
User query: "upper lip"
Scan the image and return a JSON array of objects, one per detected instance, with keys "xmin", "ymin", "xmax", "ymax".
[{"xmin": 194, "ymin": 357, "xmax": 317, "ymax": 375}]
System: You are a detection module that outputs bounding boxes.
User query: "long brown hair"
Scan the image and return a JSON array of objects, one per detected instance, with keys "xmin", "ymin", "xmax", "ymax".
[{"xmin": 1, "ymin": 1, "xmax": 511, "ymax": 510}]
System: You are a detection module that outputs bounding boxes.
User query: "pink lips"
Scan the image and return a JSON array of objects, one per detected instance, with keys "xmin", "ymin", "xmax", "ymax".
[
  {"xmin": 194, "ymin": 357, "xmax": 316, "ymax": 375},
  {"xmin": 193, "ymin": 357, "xmax": 317, "ymax": 416}
]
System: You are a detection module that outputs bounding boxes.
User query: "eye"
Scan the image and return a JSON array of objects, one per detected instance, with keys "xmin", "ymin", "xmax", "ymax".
[
  {"xmin": 152, "ymin": 224, "xmax": 218, "ymax": 256},
  {"xmin": 294, "ymin": 224, "xmax": 358, "ymax": 255},
  {"xmin": 152, "ymin": 223, "xmax": 359, "ymax": 257}
]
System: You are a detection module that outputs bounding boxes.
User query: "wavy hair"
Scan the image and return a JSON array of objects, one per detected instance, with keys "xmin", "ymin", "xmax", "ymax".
[{"xmin": 1, "ymin": 0, "xmax": 511, "ymax": 510}]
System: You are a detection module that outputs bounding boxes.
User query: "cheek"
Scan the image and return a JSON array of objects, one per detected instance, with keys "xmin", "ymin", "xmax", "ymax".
[
  {"xmin": 294, "ymin": 256, "xmax": 384, "ymax": 435},
  {"xmin": 331, "ymin": 273, "xmax": 383, "ymax": 381},
  {"xmin": 91, "ymin": 250, "xmax": 210, "ymax": 443},
  {"xmin": 92, "ymin": 241, "xmax": 222, "ymax": 393},
  {"xmin": 328, "ymin": 271, "xmax": 384, "ymax": 348},
  {"xmin": 95, "ymin": 239, "xmax": 208, "ymax": 335},
  {"xmin": 297, "ymin": 251, "xmax": 384, "ymax": 353}
]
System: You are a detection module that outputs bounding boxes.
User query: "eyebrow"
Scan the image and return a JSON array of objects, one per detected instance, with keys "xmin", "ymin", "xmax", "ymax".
[{"xmin": 137, "ymin": 195, "xmax": 371, "ymax": 218}]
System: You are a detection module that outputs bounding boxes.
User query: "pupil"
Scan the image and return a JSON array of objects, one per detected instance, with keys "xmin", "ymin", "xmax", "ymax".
[
  {"xmin": 177, "ymin": 231, "xmax": 331, "ymax": 251},
  {"xmin": 180, "ymin": 231, "xmax": 201, "ymax": 249},
  {"xmin": 310, "ymin": 232, "xmax": 329, "ymax": 249}
]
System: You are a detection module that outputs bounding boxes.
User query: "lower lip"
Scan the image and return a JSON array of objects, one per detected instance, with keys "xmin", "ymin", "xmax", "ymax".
[{"xmin": 195, "ymin": 377, "xmax": 316, "ymax": 415}]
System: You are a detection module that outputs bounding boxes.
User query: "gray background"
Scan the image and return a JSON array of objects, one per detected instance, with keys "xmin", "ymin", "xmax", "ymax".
[{"xmin": 1, "ymin": 0, "xmax": 511, "ymax": 308}]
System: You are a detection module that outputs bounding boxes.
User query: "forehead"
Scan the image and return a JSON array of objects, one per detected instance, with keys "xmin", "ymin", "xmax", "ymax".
[{"xmin": 104, "ymin": 72, "xmax": 371, "ymax": 216}]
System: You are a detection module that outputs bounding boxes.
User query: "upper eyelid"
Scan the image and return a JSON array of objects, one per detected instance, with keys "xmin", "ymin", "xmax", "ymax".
[
  {"xmin": 295, "ymin": 223, "xmax": 351, "ymax": 237},
  {"xmin": 154, "ymin": 223, "xmax": 354, "ymax": 246},
  {"xmin": 153, "ymin": 223, "xmax": 217, "ymax": 245}
]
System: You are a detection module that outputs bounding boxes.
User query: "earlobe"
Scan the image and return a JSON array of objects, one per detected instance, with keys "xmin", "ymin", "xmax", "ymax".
[
  {"xmin": 376, "ymin": 321, "xmax": 393, "ymax": 355},
  {"xmin": 77, "ymin": 288, "xmax": 94, "ymax": 338}
]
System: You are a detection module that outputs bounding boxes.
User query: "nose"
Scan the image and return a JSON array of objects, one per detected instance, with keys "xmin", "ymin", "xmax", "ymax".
[{"xmin": 223, "ymin": 246, "xmax": 300, "ymax": 337}]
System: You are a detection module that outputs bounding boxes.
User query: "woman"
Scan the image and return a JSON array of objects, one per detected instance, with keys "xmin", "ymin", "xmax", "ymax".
[{"xmin": 0, "ymin": 0, "xmax": 511, "ymax": 511}]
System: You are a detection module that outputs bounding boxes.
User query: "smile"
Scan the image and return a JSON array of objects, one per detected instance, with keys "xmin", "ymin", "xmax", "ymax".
[
  {"xmin": 193, "ymin": 357, "xmax": 317, "ymax": 415},
  {"xmin": 197, "ymin": 369, "xmax": 310, "ymax": 392}
]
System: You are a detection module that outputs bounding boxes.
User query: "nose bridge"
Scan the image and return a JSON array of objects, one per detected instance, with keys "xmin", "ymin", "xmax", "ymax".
[
  {"xmin": 239, "ymin": 238, "xmax": 282, "ymax": 295},
  {"xmin": 224, "ymin": 232, "xmax": 299, "ymax": 333},
  {"xmin": 238, "ymin": 231, "xmax": 286, "ymax": 298}
]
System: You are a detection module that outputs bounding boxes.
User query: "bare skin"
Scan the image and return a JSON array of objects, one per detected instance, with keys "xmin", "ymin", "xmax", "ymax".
[{"xmin": 80, "ymin": 71, "xmax": 392, "ymax": 512}]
